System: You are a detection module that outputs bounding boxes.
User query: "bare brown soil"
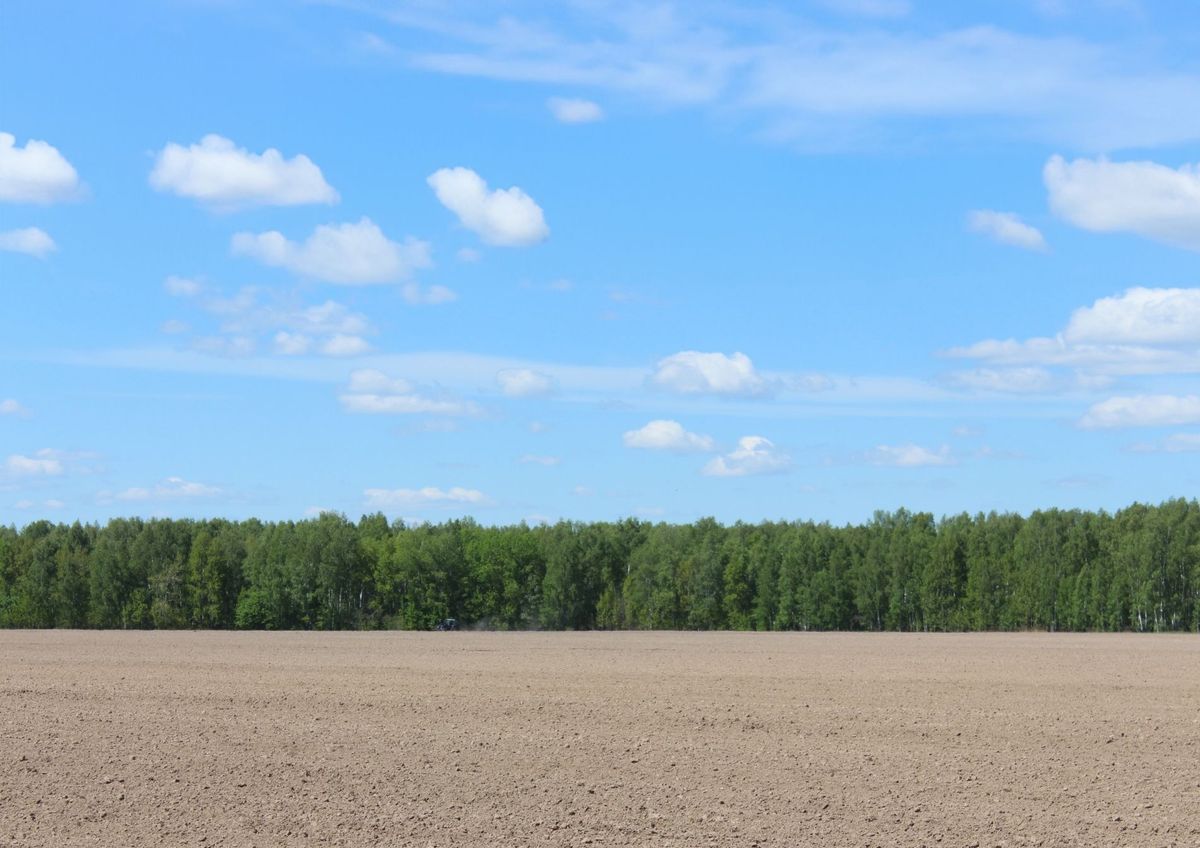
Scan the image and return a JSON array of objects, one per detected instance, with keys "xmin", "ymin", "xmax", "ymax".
[{"xmin": 2, "ymin": 631, "xmax": 1198, "ymax": 847}]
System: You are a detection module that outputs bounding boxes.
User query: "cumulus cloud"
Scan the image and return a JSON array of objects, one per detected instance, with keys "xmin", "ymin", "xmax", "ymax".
[
  {"xmin": 866, "ymin": 443, "xmax": 955, "ymax": 467},
  {"xmin": 1079, "ymin": 394, "xmax": 1200, "ymax": 429},
  {"xmin": 149, "ymin": 134, "xmax": 338, "ymax": 209},
  {"xmin": 340, "ymin": 369, "xmax": 480, "ymax": 416},
  {"xmin": 1045, "ymin": 155, "xmax": 1200, "ymax": 251},
  {"xmin": 547, "ymin": 97, "xmax": 605, "ymax": 123},
  {"xmin": 497, "ymin": 368, "xmax": 555, "ymax": 397},
  {"xmin": 184, "ymin": 288, "xmax": 375, "ymax": 358},
  {"xmin": 427, "ymin": 167, "xmax": 548, "ymax": 246},
  {"xmin": 966, "ymin": 210, "xmax": 1047, "ymax": 252},
  {"xmin": 947, "ymin": 287, "xmax": 1200, "ymax": 377},
  {"xmin": 0, "ymin": 226, "xmax": 56, "ymax": 257},
  {"xmin": 319, "ymin": 333, "xmax": 371, "ymax": 357},
  {"xmin": 5, "ymin": 450, "xmax": 64, "ymax": 478},
  {"xmin": 1063, "ymin": 287, "xmax": 1200, "ymax": 345},
  {"xmin": 702, "ymin": 436, "xmax": 790, "ymax": 477},
  {"xmin": 114, "ymin": 476, "xmax": 221, "ymax": 501},
  {"xmin": 651, "ymin": 351, "xmax": 769, "ymax": 397},
  {"xmin": 363, "ymin": 486, "xmax": 488, "ymax": 509},
  {"xmin": 232, "ymin": 218, "xmax": 432, "ymax": 284},
  {"xmin": 623, "ymin": 419, "xmax": 715, "ymax": 452},
  {"xmin": 0, "ymin": 399, "xmax": 29, "ymax": 417},
  {"xmin": 273, "ymin": 331, "xmax": 312, "ymax": 355},
  {"xmin": 401, "ymin": 282, "xmax": 458, "ymax": 305},
  {"xmin": 0, "ymin": 133, "xmax": 80, "ymax": 203}
]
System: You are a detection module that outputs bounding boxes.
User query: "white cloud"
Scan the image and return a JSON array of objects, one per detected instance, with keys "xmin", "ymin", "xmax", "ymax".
[
  {"xmin": 184, "ymin": 289, "xmax": 374, "ymax": 359},
  {"xmin": 497, "ymin": 368, "xmax": 555, "ymax": 397},
  {"xmin": 1063, "ymin": 287, "xmax": 1200, "ymax": 345},
  {"xmin": 113, "ymin": 476, "xmax": 221, "ymax": 501},
  {"xmin": 401, "ymin": 282, "xmax": 458, "ymax": 305},
  {"xmin": 1045, "ymin": 155, "xmax": 1200, "ymax": 251},
  {"xmin": 547, "ymin": 97, "xmax": 605, "ymax": 123},
  {"xmin": 1079, "ymin": 394, "xmax": 1200, "ymax": 429},
  {"xmin": 651, "ymin": 351, "xmax": 769, "ymax": 397},
  {"xmin": 0, "ymin": 227, "xmax": 56, "ymax": 257},
  {"xmin": 456, "ymin": 247, "xmax": 482, "ymax": 263},
  {"xmin": 13, "ymin": 498, "xmax": 64, "ymax": 510},
  {"xmin": 273, "ymin": 331, "xmax": 312, "ymax": 355},
  {"xmin": 232, "ymin": 218, "xmax": 432, "ymax": 284},
  {"xmin": 384, "ymin": 7, "xmax": 1200, "ymax": 150},
  {"xmin": 966, "ymin": 210, "xmax": 1047, "ymax": 252},
  {"xmin": 284, "ymin": 300, "xmax": 371, "ymax": 336},
  {"xmin": 0, "ymin": 133, "xmax": 80, "ymax": 203},
  {"xmin": 0, "ymin": 399, "xmax": 29, "ymax": 417},
  {"xmin": 947, "ymin": 367, "xmax": 1057, "ymax": 393},
  {"xmin": 363, "ymin": 486, "xmax": 487, "ymax": 509},
  {"xmin": 947, "ymin": 287, "xmax": 1200, "ymax": 377},
  {"xmin": 1158, "ymin": 433, "xmax": 1200, "ymax": 453},
  {"xmin": 623, "ymin": 419, "xmax": 715, "ymax": 452},
  {"xmin": 149, "ymin": 134, "xmax": 337, "ymax": 209},
  {"xmin": 519, "ymin": 454, "xmax": 561, "ymax": 466},
  {"xmin": 866, "ymin": 443, "xmax": 954, "ymax": 467},
  {"xmin": 340, "ymin": 369, "xmax": 480, "ymax": 416},
  {"xmin": 161, "ymin": 319, "xmax": 189, "ymax": 335},
  {"xmin": 193, "ymin": 335, "xmax": 257, "ymax": 358},
  {"xmin": 319, "ymin": 334, "xmax": 371, "ymax": 357},
  {"xmin": 164, "ymin": 275, "xmax": 203, "ymax": 297},
  {"xmin": 702, "ymin": 436, "xmax": 790, "ymax": 477},
  {"xmin": 5, "ymin": 450, "xmax": 64, "ymax": 477},
  {"xmin": 427, "ymin": 167, "xmax": 548, "ymax": 246}
]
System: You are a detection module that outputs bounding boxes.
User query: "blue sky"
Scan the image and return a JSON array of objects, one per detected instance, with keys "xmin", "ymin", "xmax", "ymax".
[{"xmin": 2, "ymin": 0, "xmax": 1199, "ymax": 526}]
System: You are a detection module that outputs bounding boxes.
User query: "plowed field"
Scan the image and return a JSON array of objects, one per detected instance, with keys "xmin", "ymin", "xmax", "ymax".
[{"xmin": 3, "ymin": 631, "xmax": 1198, "ymax": 847}]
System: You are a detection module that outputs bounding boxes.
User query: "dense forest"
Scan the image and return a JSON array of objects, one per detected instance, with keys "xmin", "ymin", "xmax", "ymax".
[{"xmin": 1, "ymin": 499, "xmax": 1198, "ymax": 632}]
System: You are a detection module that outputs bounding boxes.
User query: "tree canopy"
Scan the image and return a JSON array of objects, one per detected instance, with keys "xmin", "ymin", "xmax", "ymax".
[{"xmin": 1, "ymin": 500, "xmax": 1198, "ymax": 632}]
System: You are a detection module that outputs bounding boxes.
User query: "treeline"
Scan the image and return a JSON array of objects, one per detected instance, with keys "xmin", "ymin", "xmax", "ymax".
[{"xmin": 1, "ymin": 499, "xmax": 1198, "ymax": 632}]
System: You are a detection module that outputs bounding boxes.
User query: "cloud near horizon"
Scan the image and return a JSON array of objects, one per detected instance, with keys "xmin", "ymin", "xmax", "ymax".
[
  {"xmin": 363, "ymin": 486, "xmax": 488, "ymax": 510},
  {"xmin": 702, "ymin": 436, "xmax": 790, "ymax": 477}
]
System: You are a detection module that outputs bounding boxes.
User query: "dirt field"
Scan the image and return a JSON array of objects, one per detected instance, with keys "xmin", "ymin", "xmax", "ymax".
[{"xmin": 2, "ymin": 632, "xmax": 1198, "ymax": 847}]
